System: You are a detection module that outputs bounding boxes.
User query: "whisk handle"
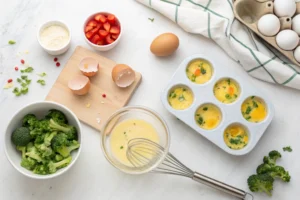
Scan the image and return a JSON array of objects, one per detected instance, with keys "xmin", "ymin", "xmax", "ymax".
[{"xmin": 192, "ymin": 172, "xmax": 251, "ymax": 199}]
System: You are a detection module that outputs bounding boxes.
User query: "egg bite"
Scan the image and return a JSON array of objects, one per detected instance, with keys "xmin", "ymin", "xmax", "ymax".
[
  {"xmin": 186, "ymin": 59, "xmax": 213, "ymax": 84},
  {"xmin": 224, "ymin": 124, "xmax": 249, "ymax": 150},
  {"xmin": 195, "ymin": 104, "xmax": 222, "ymax": 130},
  {"xmin": 241, "ymin": 96, "xmax": 267, "ymax": 123},
  {"xmin": 168, "ymin": 87, "xmax": 193, "ymax": 110},
  {"xmin": 214, "ymin": 78, "xmax": 240, "ymax": 104}
]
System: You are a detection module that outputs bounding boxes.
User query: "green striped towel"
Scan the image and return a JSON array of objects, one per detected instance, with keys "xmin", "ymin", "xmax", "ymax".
[{"xmin": 137, "ymin": 0, "xmax": 300, "ymax": 90}]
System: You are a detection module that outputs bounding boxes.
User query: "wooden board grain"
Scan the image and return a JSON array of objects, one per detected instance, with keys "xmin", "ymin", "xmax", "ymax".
[{"xmin": 46, "ymin": 46, "xmax": 142, "ymax": 131}]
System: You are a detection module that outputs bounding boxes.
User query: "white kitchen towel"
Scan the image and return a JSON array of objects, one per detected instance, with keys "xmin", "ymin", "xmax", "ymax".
[{"xmin": 136, "ymin": 0, "xmax": 300, "ymax": 90}]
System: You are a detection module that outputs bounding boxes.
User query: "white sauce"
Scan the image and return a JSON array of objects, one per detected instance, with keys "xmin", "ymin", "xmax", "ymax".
[{"xmin": 40, "ymin": 25, "xmax": 69, "ymax": 50}]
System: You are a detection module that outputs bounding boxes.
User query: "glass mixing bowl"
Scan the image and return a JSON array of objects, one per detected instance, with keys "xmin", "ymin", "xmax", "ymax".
[{"xmin": 101, "ymin": 106, "xmax": 170, "ymax": 174}]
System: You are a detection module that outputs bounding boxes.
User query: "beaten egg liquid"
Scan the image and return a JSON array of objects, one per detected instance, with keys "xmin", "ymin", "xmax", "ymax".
[{"xmin": 110, "ymin": 119, "xmax": 159, "ymax": 166}]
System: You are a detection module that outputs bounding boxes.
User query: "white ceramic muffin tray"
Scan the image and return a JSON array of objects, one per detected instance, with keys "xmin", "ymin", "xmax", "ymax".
[{"xmin": 161, "ymin": 54, "xmax": 274, "ymax": 156}]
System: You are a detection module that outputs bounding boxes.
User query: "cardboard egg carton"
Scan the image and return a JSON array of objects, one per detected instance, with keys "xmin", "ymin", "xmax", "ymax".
[{"xmin": 233, "ymin": 0, "xmax": 300, "ymax": 67}]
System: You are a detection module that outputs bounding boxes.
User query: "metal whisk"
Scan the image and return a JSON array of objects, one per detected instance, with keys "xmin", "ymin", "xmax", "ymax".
[{"xmin": 127, "ymin": 138, "xmax": 253, "ymax": 200}]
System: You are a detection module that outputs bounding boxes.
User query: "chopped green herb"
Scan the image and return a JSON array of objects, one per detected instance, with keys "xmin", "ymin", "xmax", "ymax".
[
  {"xmin": 21, "ymin": 67, "xmax": 34, "ymax": 73},
  {"xmin": 172, "ymin": 93, "xmax": 177, "ymax": 98},
  {"xmin": 245, "ymin": 106, "xmax": 252, "ymax": 115},
  {"xmin": 120, "ymin": 146, "xmax": 124, "ymax": 149},
  {"xmin": 203, "ymin": 107, "xmax": 208, "ymax": 111},
  {"xmin": 37, "ymin": 72, "xmax": 47, "ymax": 77},
  {"xmin": 227, "ymin": 79, "xmax": 231, "ymax": 85},
  {"xmin": 283, "ymin": 146, "xmax": 292, "ymax": 152},
  {"xmin": 251, "ymin": 96, "xmax": 255, "ymax": 99},
  {"xmin": 234, "ymin": 94, "xmax": 238, "ymax": 98},
  {"xmin": 197, "ymin": 116, "xmax": 204, "ymax": 126},
  {"xmin": 246, "ymin": 116, "xmax": 251, "ymax": 120},
  {"xmin": 200, "ymin": 66, "xmax": 206, "ymax": 75},
  {"xmin": 148, "ymin": 18, "xmax": 154, "ymax": 22},
  {"xmin": 183, "ymin": 88, "xmax": 187, "ymax": 92},
  {"xmin": 229, "ymin": 137, "xmax": 242, "ymax": 145},
  {"xmin": 178, "ymin": 95, "xmax": 185, "ymax": 102},
  {"xmin": 8, "ymin": 40, "xmax": 16, "ymax": 45},
  {"xmin": 37, "ymin": 79, "xmax": 46, "ymax": 86},
  {"xmin": 223, "ymin": 86, "xmax": 226, "ymax": 89},
  {"xmin": 252, "ymin": 101, "xmax": 258, "ymax": 108},
  {"xmin": 191, "ymin": 75, "xmax": 196, "ymax": 82},
  {"xmin": 225, "ymin": 94, "xmax": 231, "ymax": 99}
]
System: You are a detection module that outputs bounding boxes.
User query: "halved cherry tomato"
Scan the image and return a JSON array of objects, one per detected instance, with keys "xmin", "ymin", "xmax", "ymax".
[
  {"xmin": 111, "ymin": 34, "xmax": 119, "ymax": 40},
  {"xmin": 194, "ymin": 68, "xmax": 201, "ymax": 76},
  {"xmin": 107, "ymin": 14, "xmax": 115, "ymax": 24},
  {"xmin": 99, "ymin": 30, "xmax": 109, "ymax": 38},
  {"xmin": 228, "ymin": 87, "xmax": 234, "ymax": 95},
  {"xmin": 85, "ymin": 25, "xmax": 93, "ymax": 33},
  {"xmin": 99, "ymin": 15, "xmax": 107, "ymax": 23},
  {"xmin": 105, "ymin": 34, "xmax": 115, "ymax": 44},
  {"xmin": 87, "ymin": 20, "xmax": 98, "ymax": 27},
  {"xmin": 91, "ymin": 34, "xmax": 101, "ymax": 44},
  {"xmin": 97, "ymin": 40, "xmax": 105, "ymax": 45},
  {"xmin": 103, "ymin": 22, "xmax": 111, "ymax": 32},
  {"xmin": 110, "ymin": 26, "xmax": 120, "ymax": 34}
]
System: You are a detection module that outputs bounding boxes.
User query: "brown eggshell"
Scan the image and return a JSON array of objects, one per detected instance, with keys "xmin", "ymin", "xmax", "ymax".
[
  {"xmin": 112, "ymin": 64, "xmax": 135, "ymax": 88},
  {"xmin": 68, "ymin": 75, "xmax": 91, "ymax": 95},
  {"xmin": 79, "ymin": 57, "xmax": 99, "ymax": 77},
  {"xmin": 150, "ymin": 33, "xmax": 179, "ymax": 57}
]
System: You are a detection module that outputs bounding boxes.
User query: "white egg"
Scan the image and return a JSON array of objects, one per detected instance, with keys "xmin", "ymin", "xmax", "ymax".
[
  {"xmin": 258, "ymin": 14, "xmax": 280, "ymax": 36},
  {"xmin": 294, "ymin": 46, "xmax": 300, "ymax": 63},
  {"xmin": 276, "ymin": 30, "xmax": 299, "ymax": 50},
  {"xmin": 274, "ymin": 0, "xmax": 296, "ymax": 17},
  {"xmin": 292, "ymin": 14, "xmax": 300, "ymax": 35}
]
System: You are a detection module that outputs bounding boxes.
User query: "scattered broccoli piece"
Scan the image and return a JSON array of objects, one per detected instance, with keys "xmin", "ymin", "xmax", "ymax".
[
  {"xmin": 45, "ymin": 110, "xmax": 68, "ymax": 124},
  {"xmin": 21, "ymin": 157, "xmax": 37, "ymax": 170},
  {"xmin": 51, "ymin": 134, "xmax": 80, "ymax": 157},
  {"xmin": 49, "ymin": 119, "xmax": 77, "ymax": 140},
  {"xmin": 16, "ymin": 146, "xmax": 26, "ymax": 159},
  {"xmin": 37, "ymin": 79, "xmax": 45, "ymax": 86},
  {"xmin": 263, "ymin": 150, "xmax": 281, "ymax": 166},
  {"xmin": 247, "ymin": 174, "xmax": 274, "ymax": 196},
  {"xmin": 37, "ymin": 72, "xmax": 47, "ymax": 77},
  {"xmin": 25, "ymin": 145, "xmax": 43, "ymax": 163},
  {"xmin": 8, "ymin": 40, "xmax": 16, "ymax": 45},
  {"xmin": 21, "ymin": 67, "xmax": 34, "ymax": 73},
  {"xmin": 283, "ymin": 146, "xmax": 292, "ymax": 152},
  {"xmin": 22, "ymin": 114, "xmax": 38, "ymax": 128},
  {"xmin": 257, "ymin": 163, "xmax": 291, "ymax": 182},
  {"xmin": 11, "ymin": 127, "xmax": 31, "ymax": 146}
]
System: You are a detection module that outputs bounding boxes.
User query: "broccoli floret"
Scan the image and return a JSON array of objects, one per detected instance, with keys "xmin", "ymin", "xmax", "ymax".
[
  {"xmin": 16, "ymin": 146, "xmax": 26, "ymax": 159},
  {"xmin": 45, "ymin": 109, "xmax": 68, "ymax": 124},
  {"xmin": 21, "ymin": 157, "xmax": 37, "ymax": 170},
  {"xmin": 34, "ymin": 134, "xmax": 45, "ymax": 144},
  {"xmin": 48, "ymin": 156, "xmax": 72, "ymax": 174},
  {"xmin": 51, "ymin": 134, "xmax": 80, "ymax": 157},
  {"xmin": 49, "ymin": 119, "xmax": 77, "ymax": 140},
  {"xmin": 247, "ymin": 174, "xmax": 274, "ymax": 196},
  {"xmin": 33, "ymin": 164, "xmax": 49, "ymax": 175},
  {"xmin": 35, "ymin": 143, "xmax": 53, "ymax": 158},
  {"xmin": 263, "ymin": 150, "xmax": 281, "ymax": 166},
  {"xmin": 22, "ymin": 114, "xmax": 38, "ymax": 127},
  {"xmin": 29, "ymin": 119, "xmax": 51, "ymax": 138},
  {"xmin": 55, "ymin": 154, "xmax": 64, "ymax": 162},
  {"xmin": 44, "ymin": 131, "xmax": 57, "ymax": 146},
  {"xmin": 11, "ymin": 127, "xmax": 31, "ymax": 146},
  {"xmin": 269, "ymin": 166, "xmax": 291, "ymax": 182},
  {"xmin": 25, "ymin": 145, "xmax": 43, "ymax": 163}
]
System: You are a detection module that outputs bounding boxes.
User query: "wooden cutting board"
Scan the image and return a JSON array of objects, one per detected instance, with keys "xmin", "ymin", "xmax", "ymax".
[{"xmin": 46, "ymin": 46, "xmax": 142, "ymax": 131}]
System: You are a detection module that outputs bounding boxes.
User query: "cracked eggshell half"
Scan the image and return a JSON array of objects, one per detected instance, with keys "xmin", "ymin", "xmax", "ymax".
[
  {"xmin": 276, "ymin": 30, "xmax": 299, "ymax": 50},
  {"xmin": 68, "ymin": 75, "xmax": 91, "ymax": 95},
  {"xmin": 79, "ymin": 57, "xmax": 99, "ymax": 77},
  {"xmin": 112, "ymin": 64, "xmax": 135, "ymax": 88}
]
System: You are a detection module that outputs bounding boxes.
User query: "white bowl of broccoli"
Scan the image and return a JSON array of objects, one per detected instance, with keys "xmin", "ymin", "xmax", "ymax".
[{"xmin": 4, "ymin": 101, "xmax": 82, "ymax": 179}]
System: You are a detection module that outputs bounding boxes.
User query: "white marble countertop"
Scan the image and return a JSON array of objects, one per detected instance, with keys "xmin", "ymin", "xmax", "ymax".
[{"xmin": 1, "ymin": 0, "xmax": 299, "ymax": 199}]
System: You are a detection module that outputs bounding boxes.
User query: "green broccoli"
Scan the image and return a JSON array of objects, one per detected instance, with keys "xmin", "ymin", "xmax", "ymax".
[
  {"xmin": 45, "ymin": 109, "xmax": 68, "ymax": 124},
  {"xmin": 263, "ymin": 150, "xmax": 281, "ymax": 166},
  {"xmin": 25, "ymin": 145, "xmax": 43, "ymax": 163},
  {"xmin": 29, "ymin": 119, "xmax": 51, "ymax": 138},
  {"xmin": 11, "ymin": 127, "xmax": 31, "ymax": 146},
  {"xmin": 33, "ymin": 157, "xmax": 72, "ymax": 174},
  {"xmin": 35, "ymin": 143, "xmax": 53, "ymax": 158},
  {"xmin": 16, "ymin": 146, "xmax": 26, "ymax": 159},
  {"xmin": 49, "ymin": 119, "xmax": 77, "ymax": 140},
  {"xmin": 55, "ymin": 154, "xmax": 64, "ymax": 162},
  {"xmin": 47, "ymin": 156, "xmax": 72, "ymax": 174},
  {"xmin": 247, "ymin": 174, "xmax": 274, "ymax": 196},
  {"xmin": 51, "ymin": 134, "xmax": 80, "ymax": 157},
  {"xmin": 257, "ymin": 163, "xmax": 291, "ymax": 182},
  {"xmin": 34, "ymin": 134, "xmax": 45, "ymax": 144},
  {"xmin": 22, "ymin": 114, "xmax": 38, "ymax": 128},
  {"xmin": 21, "ymin": 157, "xmax": 37, "ymax": 170},
  {"xmin": 44, "ymin": 131, "xmax": 57, "ymax": 146}
]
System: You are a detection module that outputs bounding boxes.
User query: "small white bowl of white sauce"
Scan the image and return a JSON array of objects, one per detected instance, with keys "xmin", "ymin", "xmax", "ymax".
[{"xmin": 37, "ymin": 20, "xmax": 71, "ymax": 56}]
